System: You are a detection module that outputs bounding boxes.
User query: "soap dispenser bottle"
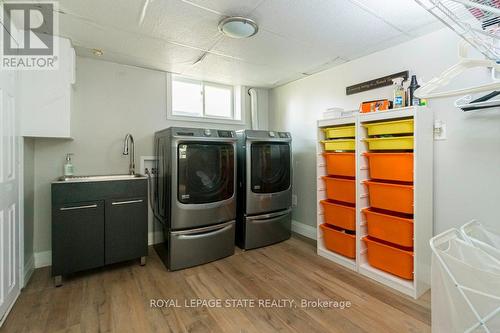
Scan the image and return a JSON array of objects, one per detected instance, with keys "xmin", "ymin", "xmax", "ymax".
[{"xmin": 64, "ymin": 153, "xmax": 74, "ymax": 176}]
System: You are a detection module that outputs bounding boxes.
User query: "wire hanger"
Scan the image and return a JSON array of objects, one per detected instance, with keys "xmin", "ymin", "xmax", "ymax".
[{"xmin": 455, "ymin": 90, "xmax": 500, "ymax": 111}]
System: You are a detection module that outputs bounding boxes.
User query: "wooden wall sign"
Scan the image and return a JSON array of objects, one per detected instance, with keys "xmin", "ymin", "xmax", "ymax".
[{"xmin": 346, "ymin": 70, "xmax": 409, "ymax": 95}]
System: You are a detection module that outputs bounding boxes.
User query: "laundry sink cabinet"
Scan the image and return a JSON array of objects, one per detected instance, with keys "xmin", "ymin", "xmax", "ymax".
[{"xmin": 51, "ymin": 177, "xmax": 148, "ymax": 286}]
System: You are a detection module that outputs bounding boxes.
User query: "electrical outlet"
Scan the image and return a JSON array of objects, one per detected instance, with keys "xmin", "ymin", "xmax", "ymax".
[
  {"xmin": 292, "ymin": 194, "xmax": 298, "ymax": 207},
  {"xmin": 434, "ymin": 120, "xmax": 447, "ymax": 141}
]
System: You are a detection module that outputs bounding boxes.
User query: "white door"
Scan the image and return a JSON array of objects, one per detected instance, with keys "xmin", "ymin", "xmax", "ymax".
[{"xmin": 0, "ymin": 67, "xmax": 20, "ymax": 323}]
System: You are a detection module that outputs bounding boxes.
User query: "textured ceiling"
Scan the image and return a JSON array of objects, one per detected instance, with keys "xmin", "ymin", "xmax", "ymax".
[{"xmin": 57, "ymin": 0, "xmax": 442, "ymax": 87}]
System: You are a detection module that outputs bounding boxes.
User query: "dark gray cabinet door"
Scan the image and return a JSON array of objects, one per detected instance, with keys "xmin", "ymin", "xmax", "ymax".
[
  {"xmin": 105, "ymin": 197, "xmax": 148, "ymax": 265},
  {"xmin": 52, "ymin": 201, "xmax": 105, "ymax": 276}
]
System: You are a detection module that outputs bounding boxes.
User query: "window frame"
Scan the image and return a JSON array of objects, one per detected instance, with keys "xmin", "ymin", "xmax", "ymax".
[{"xmin": 167, "ymin": 73, "xmax": 245, "ymax": 125}]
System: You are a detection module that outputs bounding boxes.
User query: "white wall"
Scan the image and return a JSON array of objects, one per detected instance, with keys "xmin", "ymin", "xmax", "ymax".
[
  {"xmin": 31, "ymin": 56, "xmax": 269, "ymax": 259},
  {"xmin": 269, "ymin": 28, "xmax": 500, "ymax": 234}
]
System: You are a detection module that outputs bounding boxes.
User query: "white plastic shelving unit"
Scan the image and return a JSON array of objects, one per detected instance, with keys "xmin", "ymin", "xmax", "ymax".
[
  {"xmin": 316, "ymin": 106, "xmax": 433, "ymax": 299},
  {"xmin": 316, "ymin": 116, "xmax": 357, "ymax": 271}
]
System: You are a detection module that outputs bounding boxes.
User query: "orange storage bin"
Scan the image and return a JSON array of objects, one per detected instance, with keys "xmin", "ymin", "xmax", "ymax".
[
  {"xmin": 323, "ymin": 177, "xmax": 356, "ymax": 204},
  {"xmin": 362, "ymin": 208, "xmax": 413, "ymax": 247},
  {"xmin": 320, "ymin": 200, "xmax": 356, "ymax": 231},
  {"xmin": 320, "ymin": 224, "xmax": 356, "ymax": 259},
  {"xmin": 363, "ymin": 236, "xmax": 414, "ymax": 280},
  {"xmin": 364, "ymin": 180, "xmax": 413, "ymax": 214},
  {"xmin": 324, "ymin": 153, "xmax": 355, "ymax": 177},
  {"xmin": 364, "ymin": 152, "xmax": 413, "ymax": 182}
]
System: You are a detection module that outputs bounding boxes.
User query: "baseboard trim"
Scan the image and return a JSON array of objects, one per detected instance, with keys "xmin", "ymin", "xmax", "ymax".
[
  {"xmin": 0, "ymin": 289, "xmax": 20, "ymax": 327},
  {"xmin": 292, "ymin": 220, "xmax": 317, "ymax": 240},
  {"xmin": 34, "ymin": 251, "xmax": 51, "ymax": 268},
  {"xmin": 34, "ymin": 226, "xmax": 308, "ymax": 268},
  {"xmin": 23, "ymin": 255, "xmax": 35, "ymax": 287}
]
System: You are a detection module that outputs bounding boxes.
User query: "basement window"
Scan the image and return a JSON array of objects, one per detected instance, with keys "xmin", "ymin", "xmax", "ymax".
[{"xmin": 168, "ymin": 74, "xmax": 243, "ymax": 124}]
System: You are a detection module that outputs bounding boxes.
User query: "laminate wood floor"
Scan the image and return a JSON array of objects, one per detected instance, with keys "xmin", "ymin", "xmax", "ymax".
[{"xmin": 1, "ymin": 236, "xmax": 430, "ymax": 333}]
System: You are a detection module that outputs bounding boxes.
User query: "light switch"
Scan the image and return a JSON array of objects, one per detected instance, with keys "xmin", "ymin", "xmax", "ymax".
[{"xmin": 434, "ymin": 120, "xmax": 447, "ymax": 140}]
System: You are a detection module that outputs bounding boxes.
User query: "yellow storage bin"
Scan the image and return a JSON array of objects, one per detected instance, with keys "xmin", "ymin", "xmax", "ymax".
[
  {"xmin": 363, "ymin": 119, "xmax": 414, "ymax": 136},
  {"xmin": 322, "ymin": 139, "xmax": 355, "ymax": 151},
  {"xmin": 323, "ymin": 126, "xmax": 355, "ymax": 139},
  {"xmin": 363, "ymin": 136, "xmax": 414, "ymax": 150}
]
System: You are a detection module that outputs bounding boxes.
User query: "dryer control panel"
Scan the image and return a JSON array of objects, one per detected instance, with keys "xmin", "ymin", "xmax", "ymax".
[{"xmin": 242, "ymin": 129, "xmax": 292, "ymax": 141}]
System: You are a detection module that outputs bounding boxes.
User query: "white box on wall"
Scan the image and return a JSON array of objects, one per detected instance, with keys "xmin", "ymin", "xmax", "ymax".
[{"xmin": 19, "ymin": 37, "xmax": 75, "ymax": 138}]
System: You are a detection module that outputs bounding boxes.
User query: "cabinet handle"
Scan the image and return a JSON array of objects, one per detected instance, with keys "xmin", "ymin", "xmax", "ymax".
[
  {"xmin": 60, "ymin": 204, "xmax": 98, "ymax": 211},
  {"xmin": 111, "ymin": 199, "xmax": 144, "ymax": 206}
]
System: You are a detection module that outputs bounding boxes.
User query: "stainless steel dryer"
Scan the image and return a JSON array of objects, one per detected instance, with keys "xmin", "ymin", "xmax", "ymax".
[
  {"xmin": 236, "ymin": 130, "xmax": 292, "ymax": 250},
  {"xmin": 153, "ymin": 127, "xmax": 237, "ymax": 270}
]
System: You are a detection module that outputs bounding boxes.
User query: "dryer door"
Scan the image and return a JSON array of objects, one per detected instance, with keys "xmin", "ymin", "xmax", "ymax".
[
  {"xmin": 246, "ymin": 142, "xmax": 292, "ymax": 215},
  {"xmin": 251, "ymin": 142, "xmax": 291, "ymax": 193}
]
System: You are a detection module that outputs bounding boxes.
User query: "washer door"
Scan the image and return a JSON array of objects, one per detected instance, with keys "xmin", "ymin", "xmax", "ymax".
[{"xmin": 178, "ymin": 142, "xmax": 234, "ymax": 204}]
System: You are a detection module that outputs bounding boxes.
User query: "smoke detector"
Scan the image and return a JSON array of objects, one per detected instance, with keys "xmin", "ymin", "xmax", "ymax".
[{"xmin": 218, "ymin": 16, "xmax": 258, "ymax": 39}]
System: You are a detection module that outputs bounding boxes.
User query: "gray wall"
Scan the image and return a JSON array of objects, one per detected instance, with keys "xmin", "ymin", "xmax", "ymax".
[
  {"xmin": 269, "ymin": 28, "xmax": 500, "ymax": 234},
  {"xmin": 23, "ymin": 138, "xmax": 35, "ymax": 265},
  {"xmin": 32, "ymin": 56, "xmax": 269, "ymax": 255}
]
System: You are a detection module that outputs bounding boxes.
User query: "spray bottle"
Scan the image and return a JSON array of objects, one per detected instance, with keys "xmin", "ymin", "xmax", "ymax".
[{"xmin": 392, "ymin": 77, "xmax": 405, "ymax": 109}]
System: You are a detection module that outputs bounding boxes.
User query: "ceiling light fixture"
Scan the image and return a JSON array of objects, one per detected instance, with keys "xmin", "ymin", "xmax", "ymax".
[
  {"xmin": 218, "ymin": 16, "xmax": 258, "ymax": 39},
  {"xmin": 92, "ymin": 48, "xmax": 104, "ymax": 56}
]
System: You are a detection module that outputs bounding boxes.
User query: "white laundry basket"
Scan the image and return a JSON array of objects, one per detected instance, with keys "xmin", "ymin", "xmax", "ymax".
[
  {"xmin": 430, "ymin": 228, "xmax": 500, "ymax": 333},
  {"xmin": 461, "ymin": 220, "xmax": 500, "ymax": 262}
]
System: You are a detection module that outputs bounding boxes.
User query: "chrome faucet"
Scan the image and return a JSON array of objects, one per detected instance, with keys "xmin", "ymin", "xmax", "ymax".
[{"xmin": 123, "ymin": 133, "xmax": 135, "ymax": 175}]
